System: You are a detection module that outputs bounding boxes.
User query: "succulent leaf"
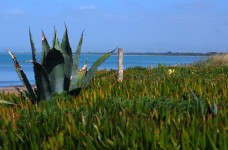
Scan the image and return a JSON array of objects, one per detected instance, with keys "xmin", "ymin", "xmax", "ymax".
[
  {"xmin": 41, "ymin": 31, "xmax": 51, "ymax": 65},
  {"xmin": 83, "ymin": 49, "xmax": 116, "ymax": 88},
  {"xmin": 20, "ymin": 70, "xmax": 38, "ymax": 103},
  {"xmin": 69, "ymin": 64, "xmax": 87, "ymax": 95},
  {"xmin": 69, "ymin": 32, "xmax": 84, "ymax": 91},
  {"xmin": 44, "ymin": 49, "xmax": 65, "ymax": 93},
  {"xmin": 14, "ymin": 86, "xmax": 28, "ymax": 100},
  {"xmin": 6, "ymin": 50, "xmax": 22, "ymax": 79},
  {"xmin": 61, "ymin": 25, "xmax": 73, "ymax": 91},
  {"xmin": 29, "ymin": 29, "xmax": 37, "ymax": 62},
  {"xmin": 6, "ymin": 50, "xmax": 38, "ymax": 103},
  {"xmin": 77, "ymin": 64, "xmax": 88, "ymax": 87},
  {"xmin": 61, "ymin": 25, "xmax": 72, "ymax": 57},
  {"xmin": 52, "ymin": 27, "xmax": 57, "ymax": 48},
  {"xmin": 52, "ymin": 28, "xmax": 62, "ymax": 51},
  {"xmin": 32, "ymin": 61, "xmax": 52, "ymax": 100}
]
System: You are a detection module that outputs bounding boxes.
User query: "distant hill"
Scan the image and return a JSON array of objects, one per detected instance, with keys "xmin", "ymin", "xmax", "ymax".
[
  {"xmin": 86, "ymin": 51, "xmax": 225, "ymax": 56},
  {"xmin": 123, "ymin": 51, "xmax": 224, "ymax": 56}
]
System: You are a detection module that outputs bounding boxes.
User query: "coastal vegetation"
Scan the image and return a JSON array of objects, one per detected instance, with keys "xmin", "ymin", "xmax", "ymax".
[
  {"xmin": 0, "ymin": 24, "xmax": 228, "ymax": 149},
  {"xmin": 0, "ymin": 54, "xmax": 227, "ymax": 149},
  {"xmin": 5, "ymin": 27, "xmax": 115, "ymax": 103},
  {"xmin": 194, "ymin": 53, "xmax": 228, "ymax": 67}
]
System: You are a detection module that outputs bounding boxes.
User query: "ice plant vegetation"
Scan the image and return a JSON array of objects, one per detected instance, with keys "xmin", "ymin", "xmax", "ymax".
[
  {"xmin": 0, "ymin": 100, "xmax": 16, "ymax": 105},
  {"xmin": 0, "ymin": 65, "xmax": 227, "ymax": 149},
  {"xmin": 6, "ymin": 26, "xmax": 115, "ymax": 103}
]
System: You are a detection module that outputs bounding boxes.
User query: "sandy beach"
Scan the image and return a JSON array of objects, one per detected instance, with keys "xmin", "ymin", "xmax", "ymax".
[{"xmin": 0, "ymin": 86, "xmax": 26, "ymax": 94}]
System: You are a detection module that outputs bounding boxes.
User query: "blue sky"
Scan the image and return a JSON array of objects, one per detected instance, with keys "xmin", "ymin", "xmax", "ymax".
[{"xmin": 0, "ymin": 0, "xmax": 228, "ymax": 53}]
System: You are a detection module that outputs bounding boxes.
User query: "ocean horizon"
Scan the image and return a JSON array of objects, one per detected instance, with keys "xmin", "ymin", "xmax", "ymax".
[{"xmin": 0, "ymin": 53, "xmax": 207, "ymax": 87}]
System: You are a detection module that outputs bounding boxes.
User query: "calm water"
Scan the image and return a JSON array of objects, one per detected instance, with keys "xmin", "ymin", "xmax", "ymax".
[{"xmin": 0, "ymin": 53, "xmax": 207, "ymax": 87}]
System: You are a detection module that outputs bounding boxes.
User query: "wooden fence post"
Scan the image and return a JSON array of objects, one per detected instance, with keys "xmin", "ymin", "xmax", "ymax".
[{"xmin": 118, "ymin": 48, "xmax": 123, "ymax": 82}]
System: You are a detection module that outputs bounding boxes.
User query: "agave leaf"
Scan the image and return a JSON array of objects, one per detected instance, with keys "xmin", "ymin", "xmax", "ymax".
[
  {"xmin": 6, "ymin": 50, "xmax": 38, "ymax": 103},
  {"xmin": 14, "ymin": 86, "xmax": 26, "ymax": 96},
  {"xmin": 20, "ymin": 70, "xmax": 38, "ymax": 103},
  {"xmin": 0, "ymin": 100, "xmax": 16, "ymax": 105},
  {"xmin": 61, "ymin": 25, "xmax": 73, "ymax": 91},
  {"xmin": 83, "ymin": 49, "xmax": 116, "ymax": 88},
  {"xmin": 14, "ymin": 86, "xmax": 24, "ymax": 93},
  {"xmin": 52, "ymin": 27, "xmax": 57, "ymax": 47},
  {"xmin": 29, "ymin": 29, "xmax": 37, "ymax": 62},
  {"xmin": 69, "ymin": 31, "xmax": 84, "ymax": 91},
  {"xmin": 72, "ymin": 31, "xmax": 84, "ymax": 71},
  {"xmin": 14, "ymin": 86, "xmax": 29, "ymax": 100},
  {"xmin": 41, "ymin": 31, "xmax": 51, "ymax": 65},
  {"xmin": 54, "ymin": 37, "xmax": 62, "ymax": 51},
  {"xmin": 77, "ymin": 64, "xmax": 88, "ymax": 88},
  {"xmin": 6, "ymin": 50, "xmax": 23, "ymax": 80},
  {"xmin": 44, "ymin": 49, "xmax": 65, "ymax": 93},
  {"xmin": 69, "ymin": 64, "xmax": 87, "ymax": 94},
  {"xmin": 61, "ymin": 25, "xmax": 72, "ymax": 58},
  {"xmin": 32, "ymin": 61, "xmax": 52, "ymax": 100},
  {"xmin": 52, "ymin": 28, "xmax": 62, "ymax": 51}
]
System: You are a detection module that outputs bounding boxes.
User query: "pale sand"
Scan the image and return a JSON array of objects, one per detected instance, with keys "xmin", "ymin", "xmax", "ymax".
[{"xmin": 0, "ymin": 86, "xmax": 26, "ymax": 94}]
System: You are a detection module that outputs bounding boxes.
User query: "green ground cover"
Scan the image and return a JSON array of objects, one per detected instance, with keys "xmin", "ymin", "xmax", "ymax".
[{"xmin": 0, "ymin": 65, "xmax": 227, "ymax": 149}]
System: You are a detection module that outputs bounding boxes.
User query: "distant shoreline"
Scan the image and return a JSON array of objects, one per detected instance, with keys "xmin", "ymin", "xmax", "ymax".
[
  {"xmin": 0, "ymin": 86, "xmax": 23, "ymax": 94},
  {"xmin": 87, "ymin": 52, "xmax": 225, "ymax": 56},
  {"xmin": 0, "ymin": 85, "xmax": 34, "ymax": 94},
  {"xmin": 0, "ymin": 51, "xmax": 226, "ymax": 56}
]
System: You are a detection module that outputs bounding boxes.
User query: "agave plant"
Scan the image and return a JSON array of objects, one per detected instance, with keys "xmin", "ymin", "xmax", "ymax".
[{"xmin": 6, "ymin": 26, "xmax": 115, "ymax": 103}]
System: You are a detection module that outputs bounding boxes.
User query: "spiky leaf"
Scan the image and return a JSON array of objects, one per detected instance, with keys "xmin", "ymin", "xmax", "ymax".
[
  {"xmin": 41, "ymin": 31, "xmax": 51, "ymax": 65},
  {"xmin": 83, "ymin": 49, "xmax": 115, "ymax": 87},
  {"xmin": 52, "ymin": 27, "xmax": 57, "ymax": 47},
  {"xmin": 52, "ymin": 28, "xmax": 62, "ymax": 51},
  {"xmin": 78, "ymin": 64, "xmax": 88, "ymax": 86},
  {"xmin": 29, "ymin": 29, "xmax": 37, "ymax": 62},
  {"xmin": 69, "ymin": 64, "xmax": 87, "ymax": 94},
  {"xmin": 44, "ymin": 49, "xmax": 65, "ymax": 93},
  {"xmin": 69, "ymin": 32, "xmax": 84, "ymax": 91},
  {"xmin": 32, "ymin": 61, "xmax": 52, "ymax": 100},
  {"xmin": 6, "ymin": 50, "xmax": 37, "ymax": 103},
  {"xmin": 72, "ymin": 31, "xmax": 84, "ymax": 70},
  {"xmin": 14, "ymin": 86, "xmax": 28, "ymax": 100},
  {"xmin": 20, "ymin": 70, "xmax": 38, "ymax": 103},
  {"xmin": 61, "ymin": 25, "xmax": 73, "ymax": 91}
]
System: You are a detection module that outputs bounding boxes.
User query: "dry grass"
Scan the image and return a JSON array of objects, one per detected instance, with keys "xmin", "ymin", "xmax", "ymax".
[
  {"xmin": 194, "ymin": 53, "xmax": 228, "ymax": 67},
  {"xmin": 208, "ymin": 53, "xmax": 228, "ymax": 66}
]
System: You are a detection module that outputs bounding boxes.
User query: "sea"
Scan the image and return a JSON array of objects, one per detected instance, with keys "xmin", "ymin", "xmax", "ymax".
[{"xmin": 0, "ymin": 52, "xmax": 207, "ymax": 87}]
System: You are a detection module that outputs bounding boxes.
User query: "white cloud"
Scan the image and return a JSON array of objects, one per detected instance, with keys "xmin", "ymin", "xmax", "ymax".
[
  {"xmin": 2, "ymin": 8, "xmax": 25, "ymax": 16},
  {"xmin": 79, "ymin": 5, "xmax": 97, "ymax": 10}
]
